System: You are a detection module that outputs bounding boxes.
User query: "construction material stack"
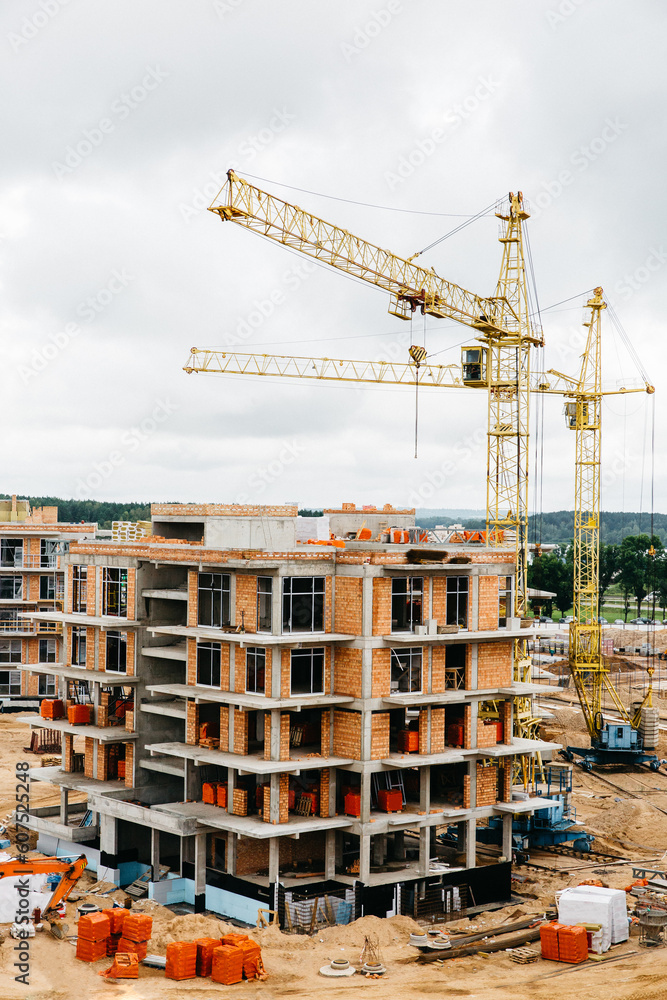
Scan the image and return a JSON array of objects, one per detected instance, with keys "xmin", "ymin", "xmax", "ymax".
[
  {"xmin": 118, "ymin": 912, "xmax": 153, "ymax": 960},
  {"xmin": 76, "ymin": 912, "xmax": 110, "ymax": 963}
]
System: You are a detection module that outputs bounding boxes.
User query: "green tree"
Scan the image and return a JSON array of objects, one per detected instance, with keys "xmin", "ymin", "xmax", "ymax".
[
  {"xmin": 618, "ymin": 534, "xmax": 664, "ymax": 616},
  {"xmin": 598, "ymin": 543, "xmax": 619, "ymax": 613},
  {"xmin": 528, "ymin": 545, "xmax": 573, "ymax": 616}
]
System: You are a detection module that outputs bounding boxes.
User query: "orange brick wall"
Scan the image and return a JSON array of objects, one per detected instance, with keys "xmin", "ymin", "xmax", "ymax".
[
  {"xmin": 235, "ymin": 575, "xmax": 257, "ymax": 632},
  {"xmin": 66, "ymin": 565, "xmax": 73, "ymax": 613},
  {"xmin": 334, "ymin": 577, "xmax": 363, "ymax": 633},
  {"xmin": 372, "ymin": 578, "xmax": 391, "ymax": 635},
  {"xmin": 220, "ymin": 705, "xmax": 229, "ymax": 752},
  {"xmin": 280, "ymin": 713, "xmax": 290, "ymax": 761},
  {"xmin": 319, "ymin": 768, "xmax": 330, "ymax": 817},
  {"xmin": 233, "ymin": 709, "xmax": 249, "ymax": 755},
  {"xmin": 280, "ymin": 649, "xmax": 290, "ymax": 698},
  {"xmin": 125, "ymin": 742, "xmax": 134, "ymax": 788},
  {"xmin": 87, "ymin": 567, "xmax": 97, "ymax": 616},
  {"xmin": 432, "ymin": 646, "xmax": 445, "ymax": 693},
  {"xmin": 419, "ymin": 709, "xmax": 428, "ymax": 754},
  {"xmin": 463, "ymin": 704, "xmax": 472, "ymax": 749},
  {"xmin": 126, "ymin": 568, "xmax": 136, "ymax": 621},
  {"xmin": 325, "ymin": 576, "xmax": 332, "ymax": 633},
  {"xmin": 432, "ymin": 577, "xmax": 447, "ymax": 622},
  {"xmin": 477, "ymin": 719, "xmax": 499, "ymax": 748},
  {"xmin": 187, "ymin": 570, "xmax": 198, "ymax": 626},
  {"xmin": 125, "ymin": 632, "xmax": 135, "ymax": 676},
  {"xmin": 187, "ymin": 638, "xmax": 196, "ymax": 685},
  {"xmin": 333, "ymin": 710, "xmax": 362, "ymax": 759},
  {"xmin": 371, "ymin": 648, "xmax": 391, "ymax": 697},
  {"xmin": 476, "ymin": 761, "xmax": 499, "ymax": 806},
  {"xmin": 84, "ymin": 737, "xmax": 95, "ymax": 778},
  {"xmin": 502, "ymin": 700, "xmax": 512, "ymax": 743},
  {"xmin": 477, "ymin": 642, "xmax": 512, "ymax": 688},
  {"xmin": 86, "ymin": 627, "xmax": 95, "ymax": 669},
  {"xmin": 97, "ymin": 630, "xmax": 106, "ymax": 672},
  {"xmin": 186, "ymin": 700, "xmax": 199, "ymax": 745},
  {"xmin": 97, "ymin": 743, "xmax": 109, "ymax": 781},
  {"xmin": 431, "ymin": 707, "xmax": 445, "ymax": 753},
  {"xmin": 370, "ymin": 713, "xmax": 390, "ymax": 760},
  {"xmin": 321, "ymin": 709, "xmax": 331, "ymax": 756},
  {"xmin": 63, "ymin": 734, "xmax": 74, "ymax": 772},
  {"xmin": 478, "ymin": 576, "xmax": 499, "ymax": 630},
  {"xmin": 333, "ymin": 647, "xmax": 363, "ymax": 697}
]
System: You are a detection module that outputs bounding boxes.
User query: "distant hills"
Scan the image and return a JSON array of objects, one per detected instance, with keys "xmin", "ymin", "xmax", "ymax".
[{"xmin": 415, "ymin": 509, "xmax": 667, "ymax": 545}]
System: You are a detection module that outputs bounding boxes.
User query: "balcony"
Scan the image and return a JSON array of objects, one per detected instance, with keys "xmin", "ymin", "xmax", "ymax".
[
  {"xmin": 0, "ymin": 619, "xmax": 62, "ymax": 635},
  {"xmin": 0, "ymin": 555, "xmax": 60, "ymax": 570}
]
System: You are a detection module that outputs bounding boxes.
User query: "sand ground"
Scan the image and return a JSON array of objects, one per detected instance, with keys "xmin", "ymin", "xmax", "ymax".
[{"xmin": 0, "ymin": 707, "xmax": 666, "ymax": 999}]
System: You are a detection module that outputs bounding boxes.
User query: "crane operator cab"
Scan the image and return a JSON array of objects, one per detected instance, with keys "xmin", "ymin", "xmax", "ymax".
[
  {"xmin": 461, "ymin": 346, "xmax": 487, "ymax": 386},
  {"xmin": 564, "ymin": 400, "xmax": 591, "ymax": 430}
]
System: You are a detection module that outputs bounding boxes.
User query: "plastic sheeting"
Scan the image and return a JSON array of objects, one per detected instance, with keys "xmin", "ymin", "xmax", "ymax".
[{"xmin": 556, "ymin": 886, "xmax": 628, "ymax": 952}]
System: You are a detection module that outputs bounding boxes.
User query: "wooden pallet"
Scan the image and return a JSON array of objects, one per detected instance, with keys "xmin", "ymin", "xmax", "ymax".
[
  {"xmin": 124, "ymin": 864, "xmax": 169, "ymax": 899},
  {"xmin": 508, "ymin": 947, "xmax": 539, "ymax": 964}
]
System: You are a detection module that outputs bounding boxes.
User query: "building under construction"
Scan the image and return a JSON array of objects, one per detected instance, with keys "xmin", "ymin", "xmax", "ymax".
[{"xmin": 20, "ymin": 501, "xmax": 559, "ymax": 923}]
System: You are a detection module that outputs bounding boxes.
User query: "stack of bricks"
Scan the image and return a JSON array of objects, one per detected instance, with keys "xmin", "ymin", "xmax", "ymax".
[
  {"xmin": 233, "ymin": 711, "xmax": 248, "ymax": 755},
  {"xmin": 233, "ymin": 788, "xmax": 248, "ymax": 816},
  {"xmin": 84, "ymin": 737, "xmax": 95, "ymax": 779},
  {"xmin": 370, "ymin": 713, "xmax": 390, "ymax": 760},
  {"xmin": 125, "ymin": 708, "xmax": 134, "ymax": 733}
]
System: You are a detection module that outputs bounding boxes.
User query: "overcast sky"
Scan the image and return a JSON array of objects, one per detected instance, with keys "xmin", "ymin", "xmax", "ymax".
[{"xmin": 2, "ymin": 0, "xmax": 665, "ymax": 517}]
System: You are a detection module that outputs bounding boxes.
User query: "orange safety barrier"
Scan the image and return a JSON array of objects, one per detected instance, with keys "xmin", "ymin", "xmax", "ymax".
[
  {"xmin": 99, "ymin": 952, "xmax": 139, "ymax": 979},
  {"xmin": 165, "ymin": 941, "xmax": 197, "ymax": 980},
  {"xmin": 211, "ymin": 944, "xmax": 244, "ymax": 985},
  {"xmin": 122, "ymin": 912, "xmax": 153, "ymax": 942},
  {"xmin": 78, "ymin": 911, "xmax": 111, "ymax": 943},
  {"xmin": 194, "ymin": 937, "xmax": 220, "ymax": 977}
]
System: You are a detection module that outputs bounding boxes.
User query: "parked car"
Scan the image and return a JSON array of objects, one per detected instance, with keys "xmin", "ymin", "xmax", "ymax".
[
  {"xmin": 613, "ymin": 619, "xmax": 625, "ymax": 625},
  {"xmin": 630, "ymin": 617, "xmax": 652, "ymax": 625},
  {"xmin": 538, "ymin": 616, "xmax": 553, "ymax": 623},
  {"xmin": 561, "ymin": 616, "xmax": 574, "ymax": 624}
]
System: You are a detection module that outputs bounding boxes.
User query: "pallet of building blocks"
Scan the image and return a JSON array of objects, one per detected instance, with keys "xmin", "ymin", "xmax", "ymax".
[
  {"xmin": 557, "ymin": 925, "xmax": 588, "ymax": 963},
  {"xmin": 99, "ymin": 952, "xmax": 139, "ymax": 979},
  {"xmin": 239, "ymin": 939, "xmax": 263, "ymax": 979},
  {"xmin": 165, "ymin": 941, "xmax": 197, "ymax": 980},
  {"xmin": 117, "ymin": 760, "xmax": 126, "ymax": 779},
  {"xmin": 202, "ymin": 781, "xmax": 224, "ymax": 804},
  {"xmin": 211, "ymin": 944, "xmax": 244, "ymax": 985},
  {"xmin": 78, "ymin": 911, "xmax": 111, "ymax": 942},
  {"xmin": 216, "ymin": 784, "xmax": 228, "ymax": 808},
  {"xmin": 221, "ymin": 933, "xmax": 249, "ymax": 947},
  {"xmin": 68, "ymin": 704, "xmax": 92, "ymax": 725},
  {"xmin": 107, "ymin": 908, "xmax": 129, "ymax": 935},
  {"xmin": 194, "ymin": 937, "xmax": 220, "ymax": 977},
  {"xmin": 397, "ymin": 730, "xmax": 419, "ymax": 753},
  {"xmin": 377, "ymin": 789, "xmax": 402, "ymax": 812},
  {"xmin": 122, "ymin": 912, "xmax": 153, "ymax": 942},
  {"xmin": 40, "ymin": 699, "xmax": 64, "ymax": 720},
  {"xmin": 106, "ymin": 933, "xmax": 122, "ymax": 957},
  {"xmin": 539, "ymin": 921, "xmax": 563, "ymax": 960},
  {"xmin": 447, "ymin": 723, "xmax": 464, "ymax": 747},
  {"xmin": 118, "ymin": 937, "xmax": 148, "ymax": 960},
  {"xmin": 344, "ymin": 792, "xmax": 361, "ymax": 817},
  {"xmin": 76, "ymin": 937, "xmax": 108, "ymax": 962}
]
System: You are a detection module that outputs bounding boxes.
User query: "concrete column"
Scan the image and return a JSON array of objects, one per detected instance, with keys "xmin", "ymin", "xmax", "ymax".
[
  {"xmin": 325, "ymin": 830, "xmax": 336, "ymax": 879},
  {"xmin": 272, "ymin": 575, "xmax": 282, "ymax": 636},
  {"xmin": 270, "ymin": 709, "xmax": 281, "ymax": 759},
  {"xmin": 184, "ymin": 758, "xmax": 199, "ymax": 801},
  {"xmin": 194, "ymin": 831, "xmax": 206, "ymax": 912},
  {"xmin": 268, "ymin": 837, "xmax": 279, "ymax": 883},
  {"xmin": 227, "ymin": 768, "xmax": 236, "ymax": 810},
  {"xmin": 465, "ymin": 817, "xmax": 477, "ymax": 869},
  {"xmin": 361, "ymin": 711, "xmax": 373, "ymax": 764},
  {"xmin": 456, "ymin": 820, "xmax": 466, "ymax": 852},
  {"xmin": 502, "ymin": 813, "xmax": 513, "ymax": 861},
  {"xmin": 468, "ymin": 759, "xmax": 477, "ymax": 808},
  {"xmin": 328, "ymin": 768, "xmax": 336, "ymax": 816},
  {"xmin": 372, "ymin": 834, "xmax": 386, "ymax": 866},
  {"xmin": 59, "ymin": 787, "xmax": 69, "ymax": 826},
  {"xmin": 269, "ymin": 771, "xmax": 280, "ymax": 824},
  {"xmin": 471, "ymin": 571, "xmax": 479, "ymax": 630},
  {"xmin": 470, "ymin": 701, "xmax": 479, "ymax": 747},
  {"xmin": 360, "ymin": 772, "xmax": 372, "ymax": 823},
  {"xmin": 151, "ymin": 828, "xmax": 160, "ymax": 881},
  {"xmin": 99, "ymin": 813, "xmax": 117, "ymax": 855},
  {"xmin": 227, "ymin": 831, "xmax": 237, "ymax": 876},
  {"xmin": 419, "ymin": 765, "xmax": 431, "ymax": 813},
  {"xmin": 359, "ymin": 834, "xmax": 371, "ymax": 882},
  {"xmin": 361, "ymin": 570, "xmax": 373, "ymax": 638},
  {"xmin": 418, "ymin": 827, "xmax": 429, "ymax": 876},
  {"xmin": 469, "ymin": 644, "xmax": 478, "ymax": 689},
  {"xmin": 393, "ymin": 830, "xmax": 405, "ymax": 860}
]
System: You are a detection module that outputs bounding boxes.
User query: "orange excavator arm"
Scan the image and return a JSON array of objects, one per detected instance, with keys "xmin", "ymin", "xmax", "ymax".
[{"xmin": 0, "ymin": 854, "xmax": 87, "ymax": 916}]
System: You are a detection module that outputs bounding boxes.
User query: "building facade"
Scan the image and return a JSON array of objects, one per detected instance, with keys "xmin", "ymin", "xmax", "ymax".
[{"xmin": 21, "ymin": 502, "xmax": 557, "ymax": 922}]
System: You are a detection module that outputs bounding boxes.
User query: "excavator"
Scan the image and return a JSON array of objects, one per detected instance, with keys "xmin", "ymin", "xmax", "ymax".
[{"xmin": 0, "ymin": 853, "xmax": 87, "ymax": 939}]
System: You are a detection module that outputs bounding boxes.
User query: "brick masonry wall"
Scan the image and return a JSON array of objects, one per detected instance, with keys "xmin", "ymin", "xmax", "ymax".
[
  {"xmin": 280, "ymin": 713, "xmax": 290, "ymax": 761},
  {"xmin": 221, "ymin": 643, "xmax": 230, "ymax": 690},
  {"xmin": 233, "ymin": 788, "xmax": 248, "ymax": 816},
  {"xmin": 432, "ymin": 577, "xmax": 446, "ymax": 622},
  {"xmin": 126, "ymin": 568, "xmax": 136, "ymax": 621},
  {"xmin": 126, "ymin": 631, "xmax": 135, "ymax": 676},
  {"xmin": 220, "ymin": 706, "xmax": 229, "ymax": 752},
  {"xmin": 86, "ymin": 628, "xmax": 95, "ymax": 669},
  {"xmin": 370, "ymin": 713, "xmax": 390, "ymax": 760},
  {"xmin": 477, "ymin": 642, "xmax": 512, "ymax": 688},
  {"xmin": 478, "ymin": 576, "xmax": 499, "ymax": 630},
  {"xmin": 319, "ymin": 768, "xmax": 330, "ymax": 817},
  {"xmin": 333, "ymin": 710, "xmax": 362, "ymax": 759},
  {"xmin": 125, "ymin": 709, "xmax": 134, "ymax": 734},
  {"xmin": 502, "ymin": 701, "xmax": 512, "ymax": 743},
  {"xmin": 432, "ymin": 647, "xmax": 445, "ymax": 693},
  {"xmin": 325, "ymin": 576, "xmax": 332, "ymax": 633},
  {"xmin": 263, "ymin": 714, "xmax": 272, "ymax": 761},
  {"xmin": 321, "ymin": 709, "xmax": 331, "ymax": 756},
  {"xmin": 235, "ymin": 575, "xmax": 257, "ymax": 632},
  {"xmin": 237, "ymin": 838, "xmax": 269, "ymax": 876},
  {"xmin": 263, "ymin": 784, "xmax": 271, "ymax": 823},
  {"xmin": 233, "ymin": 710, "xmax": 249, "ymax": 755},
  {"xmin": 87, "ymin": 567, "xmax": 97, "ymax": 616},
  {"xmin": 66, "ymin": 565, "xmax": 73, "ymax": 614},
  {"xmin": 281, "ymin": 649, "xmax": 290, "ymax": 698},
  {"xmin": 97, "ymin": 629, "xmax": 106, "ymax": 672},
  {"xmin": 187, "ymin": 570, "xmax": 198, "ymax": 627},
  {"xmin": 476, "ymin": 761, "xmax": 499, "ymax": 807},
  {"xmin": 186, "ymin": 700, "xmax": 199, "ymax": 745},
  {"xmin": 501, "ymin": 763, "xmax": 512, "ymax": 802},
  {"xmin": 84, "ymin": 737, "xmax": 95, "ymax": 779},
  {"xmin": 372, "ymin": 648, "xmax": 390, "ymax": 697},
  {"xmin": 477, "ymin": 720, "xmax": 499, "ymax": 748},
  {"xmin": 63, "ymin": 734, "xmax": 74, "ymax": 772},
  {"xmin": 431, "ymin": 707, "xmax": 445, "ymax": 753},
  {"xmin": 334, "ymin": 577, "xmax": 363, "ymax": 633},
  {"xmin": 279, "ymin": 773, "xmax": 289, "ymax": 823},
  {"xmin": 124, "ymin": 742, "xmax": 134, "ymax": 788},
  {"xmin": 187, "ymin": 639, "xmax": 196, "ymax": 685},
  {"xmin": 333, "ymin": 647, "xmax": 362, "ymax": 698},
  {"xmin": 97, "ymin": 743, "xmax": 109, "ymax": 781},
  {"xmin": 264, "ymin": 647, "xmax": 272, "ymax": 697},
  {"xmin": 372, "ymin": 578, "xmax": 391, "ymax": 635},
  {"xmin": 463, "ymin": 704, "xmax": 472, "ymax": 749}
]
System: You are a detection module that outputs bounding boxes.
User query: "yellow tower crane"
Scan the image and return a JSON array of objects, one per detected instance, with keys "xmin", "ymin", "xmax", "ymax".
[{"xmin": 205, "ymin": 170, "xmax": 541, "ymax": 745}]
